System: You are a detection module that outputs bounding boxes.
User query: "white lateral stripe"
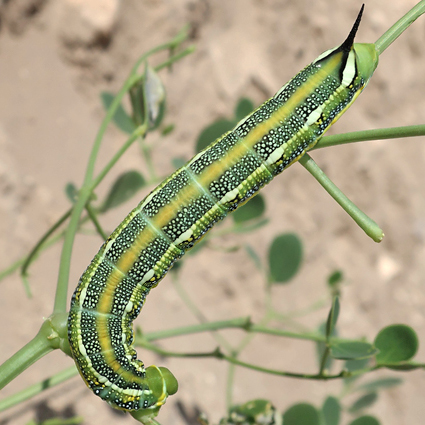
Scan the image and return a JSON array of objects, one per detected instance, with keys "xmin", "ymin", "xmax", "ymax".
[
  {"xmin": 265, "ymin": 146, "xmax": 285, "ymax": 167},
  {"xmin": 275, "ymin": 82, "xmax": 289, "ymax": 97},
  {"xmin": 305, "ymin": 106, "xmax": 323, "ymax": 126},
  {"xmin": 141, "ymin": 269, "xmax": 155, "ymax": 284},
  {"xmin": 174, "ymin": 228, "xmax": 193, "ymax": 245},
  {"xmin": 341, "ymin": 51, "xmax": 356, "ymax": 87}
]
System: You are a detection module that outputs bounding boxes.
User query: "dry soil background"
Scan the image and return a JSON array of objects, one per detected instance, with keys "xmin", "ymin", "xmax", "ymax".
[{"xmin": 1, "ymin": 0, "xmax": 425, "ymax": 424}]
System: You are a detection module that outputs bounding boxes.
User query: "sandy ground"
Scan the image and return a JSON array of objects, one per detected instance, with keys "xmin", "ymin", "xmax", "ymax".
[{"xmin": 1, "ymin": 0, "xmax": 425, "ymax": 424}]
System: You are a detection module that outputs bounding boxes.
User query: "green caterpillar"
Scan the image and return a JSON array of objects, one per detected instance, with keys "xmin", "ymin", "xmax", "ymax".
[{"xmin": 68, "ymin": 5, "xmax": 378, "ymax": 415}]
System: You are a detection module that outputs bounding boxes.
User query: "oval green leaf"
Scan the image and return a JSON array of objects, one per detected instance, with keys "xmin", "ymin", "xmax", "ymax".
[
  {"xmin": 101, "ymin": 170, "xmax": 146, "ymax": 212},
  {"xmin": 268, "ymin": 233, "xmax": 303, "ymax": 284},
  {"xmin": 325, "ymin": 296, "xmax": 340, "ymax": 339},
  {"xmin": 244, "ymin": 244, "xmax": 262, "ymax": 271},
  {"xmin": 374, "ymin": 324, "xmax": 418, "ymax": 364},
  {"xmin": 161, "ymin": 123, "xmax": 175, "ymax": 136},
  {"xmin": 348, "ymin": 393, "xmax": 378, "ymax": 413},
  {"xmin": 330, "ymin": 341, "xmax": 378, "ymax": 360},
  {"xmin": 171, "ymin": 157, "xmax": 187, "ymax": 169},
  {"xmin": 233, "ymin": 194, "xmax": 266, "ymax": 223},
  {"xmin": 283, "ymin": 403, "xmax": 320, "ymax": 425},
  {"xmin": 195, "ymin": 119, "xmax": 235, "ymax": 153},
  {"xmin": 349, "ymin": 416, "xmax": 380, "ymax": 425},
  {"xmin": 386, "ymin": 362, "xmax": 423, "ymax": 371},
  {"xmin": 345, "ymin": 357, "xmax": 370, "ymax": 372},
  {"xmin": 233, "ymin": 217, "xmax": 269, "ymax": 233},
  {"xmin": 235, "ymin": 97, "xmax": 255, "ymax": 120},
  {"xmin": 65, "ymin": 182, "xmax": 78, "ymax": 204},
  {"xmin": 356, "ymin": 377, "xmax": 402, "ymax": 393},
  {"xmin": 343, "ymin": 357, "xmax": 371, "ymax": 386},
  {"xmin": 316, "ymin": 322, "xmax": 335, "ymax": 371},
  {"xmin": 100, "ymin": 91, "xmax": 136, "ymax": 134},
  {"xmin": 328, "ymin": 270, "xmax": 343, "ymax": 289},
  {"xmin": 232, "ymin": 399, "xmax": 276, "ymax": 422},
  {"xmin": 322, "ymin": 396, "xmax": 340, "ymax": 425}
]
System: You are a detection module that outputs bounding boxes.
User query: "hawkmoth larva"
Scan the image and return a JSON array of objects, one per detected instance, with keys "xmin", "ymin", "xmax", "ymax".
[{"xmin": 68, "ymin": 4, "xmax": 378, "ymax": 415}]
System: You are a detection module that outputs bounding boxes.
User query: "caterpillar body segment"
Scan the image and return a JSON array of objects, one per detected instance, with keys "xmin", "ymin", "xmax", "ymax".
[{"xmin": 68, "ymin": 6, "xmax": 378, "ymax": 412}]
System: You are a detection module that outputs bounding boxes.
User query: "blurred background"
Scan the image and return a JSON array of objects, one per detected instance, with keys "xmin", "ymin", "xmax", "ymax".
[{"xmin": 0, "ymin": 0, "xmax": 424, "ymax": 424}]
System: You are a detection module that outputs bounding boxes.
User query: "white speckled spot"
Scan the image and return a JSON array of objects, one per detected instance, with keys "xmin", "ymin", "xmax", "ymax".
[
  {"xmin": 78, "ymin": 342, "xmax": 87, "ymax": 357},
  {"xmin": 305, "ymin": 106, "xmax": 323, "ymax": 126},
  {"xmin": 220, "ymin": 187, "xmax": 240, "ymax": 204},
  {"xmin": 141, "ymin": 269, "xmax": 154, "ymax": 284},
  {"xmin": 125, "ymin": 300, "xmax": 134, "ymax": 312},
  {"xmin": 174, "ymin": 228, "xmax": 193, "ymax": 245},
  {"xmin": 265, "ymin": 146, "xmax": 285, "ymax": 166},
  {"xmin": 79, "ymin": 287, "xmax": 87, "ymax": 307}
]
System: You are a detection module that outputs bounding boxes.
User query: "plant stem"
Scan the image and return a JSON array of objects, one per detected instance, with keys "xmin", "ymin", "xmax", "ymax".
[
  {"xmin": 20, "ymin": 208, "xmax": 72, "ymax": 297},
  {"xmin": 85, "ymin": 203, "xmax": 108, "ymax": 240},
  {"xmin": 0, "ymin": 331, "xmax": 53, "ymax": 390},
  {"xmin": 0, "ymin": 366, "xmax": 77, "ymax": 412},
  {"xmin": 222, "ymin": 355, "xmax": 346, "ymax": 380},
  {"xmin": 142, "ymin": 316, "xmax": 372, "ymax": 346},
  {"xmin": 299, "ymin": 153, "xmax": 384, "ymax": 242},
  {"xmin": 137, "ymin": 341, "xmax": 222, "ymax": 359},
  {"xmin": 318, "ymin": 346, "xmax": 331, "ymax": 376},
  {"xmin": 154, "ymin": 46, "xmax": 195, "ymax": 72},
  {"xmin": 144, "ymin": 317, "xmax": 252, "ymax": 341},
  {"xmin": 314, "ymin": 124, "xmax": 425, "ymax": 150},
  {"xmin": 375, "ymin": 0, "xmax": 425, "ymax": 55},
  {"xmin": 226, "ymin": 360, "xmax": 237, "ymax": 411}
]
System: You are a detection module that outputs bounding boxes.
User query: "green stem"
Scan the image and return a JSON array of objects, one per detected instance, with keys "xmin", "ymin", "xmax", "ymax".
[
  {"xmin": 314, "ymin": 124, "xmax": 425, "ymax": 150},
  {"xmin": 0, "ymin": 231, "xmax": 66, "ymax": 283},
  {"xmin": 144, "ymin": 317, "xmax": 251, "ymax": 341},
  {"xmin": 249, "ymin": 324, "xmax": 327, "ymax": 342},
  {"xmin": 85, "ymin": 203, "xmax": 108, "ymax": 240},
  {"xmin": 91, "ymin": 129, "xmax": 147, "ymax": 194},
  {"xmin": 137, "ymin": 340, "xmax": 221, "ymax": 359},
  {"xmin": 154, "ymin": 46, "xmax": 195, "ymax": 73},
  {"xmin": 0, "ymin": 330, "xmax": 53, "ymax": 390},
  {"xmin": 221, "ymin": 354, "xmax": 345, "ymax": 380},
  {"xmin": 299, "ymin": 153, "xmax": 384, "ymax": 242},
  {"xmin": 20, "ymin": 208, "xmax": 72, "ymax": 297},
  {"xmin": 270, "ymin": 297, "xmax": 328, "ymax": 321},
  {"xmin": 0, "ymin": 258, "xmax": 25, "ymax": 282},
  {"xmin": 318, "ymin": 346, "xmax": 331, "ymax": 376},
  {"xmin": 130, "ymin": 25, "xmax": 191, "ymax": 75},
  {"xmin": 375, "ymin": 0, "xmax": 425, "ymax": 55},
  {"xmin": 226, "ymin": 360, "xmax": 237, "ymax": 411},
  {"xmin": 142, "ymin": 315, "xmax": 374, "ymax": 346},
  {"xmin": 0, "ymin": 366, "xmax": 77, "ymax": 412}
]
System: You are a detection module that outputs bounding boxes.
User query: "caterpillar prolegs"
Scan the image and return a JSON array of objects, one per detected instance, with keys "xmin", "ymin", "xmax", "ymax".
[{"xmin": 68, "ymin": 5, "xmax": 378, "ymax": 414}]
